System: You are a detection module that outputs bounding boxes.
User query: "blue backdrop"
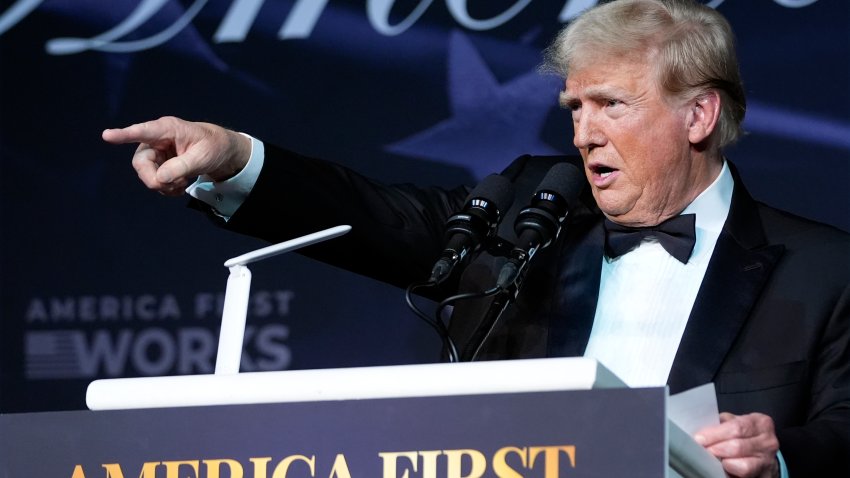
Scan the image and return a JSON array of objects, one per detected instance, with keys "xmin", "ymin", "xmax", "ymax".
[{"xmin": 1, "ymin": 0, "xmax": 848, "ymax": 412}]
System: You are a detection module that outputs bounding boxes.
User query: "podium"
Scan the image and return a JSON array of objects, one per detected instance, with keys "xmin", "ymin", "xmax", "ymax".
[
  {"xmin": 1, "ymin": 357, "xmax": 723, "ymax": 478},
  {"xmin": 1, "ymin": 230, "xmax": 724, "ymax": 477}
]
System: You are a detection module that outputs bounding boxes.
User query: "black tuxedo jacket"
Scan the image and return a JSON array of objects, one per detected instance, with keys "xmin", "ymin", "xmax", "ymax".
[{"xmin": 213, "ymin": 145, "xmax": 850, "ymax": 476}]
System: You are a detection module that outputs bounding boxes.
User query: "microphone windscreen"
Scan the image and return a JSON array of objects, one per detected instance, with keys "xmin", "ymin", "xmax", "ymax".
[
  {"xmin": 536, "ymin": 162, "xmax": 584, "ymax": 204},
  {"xmin": 465, "ymin": 174, "xmax": 514, "ymax": 213}
]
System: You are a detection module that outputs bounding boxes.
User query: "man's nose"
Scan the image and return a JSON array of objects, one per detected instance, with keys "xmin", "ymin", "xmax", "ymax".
[{"xmin": 573, "ymin": 109, "xmax": 603, "ymax": 150}]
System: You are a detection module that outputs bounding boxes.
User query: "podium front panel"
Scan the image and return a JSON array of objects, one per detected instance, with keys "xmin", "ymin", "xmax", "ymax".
[{"xmin": 1, "ymin": 388, "xmax": 666, "ymax": 477}]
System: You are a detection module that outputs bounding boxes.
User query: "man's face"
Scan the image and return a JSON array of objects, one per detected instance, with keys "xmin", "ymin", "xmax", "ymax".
[{"xmin": 562, "ymin": 56, "xmax": 710, "ymax": 227}]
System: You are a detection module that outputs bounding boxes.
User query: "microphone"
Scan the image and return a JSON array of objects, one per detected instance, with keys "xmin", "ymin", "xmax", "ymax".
[
  {"xmin": 496, "ymin": 162, "xmax": 584, "ymax": 288},
  {"xmin": 429, "ymin": 174, "xmax": 514, "ymax": 284}
]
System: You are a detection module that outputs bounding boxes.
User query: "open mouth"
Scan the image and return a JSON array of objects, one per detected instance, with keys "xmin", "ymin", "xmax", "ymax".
[
  {"xmin": 597, "ymin": 166, "xmax": 615, "ymax": 178},
  {"xmin": 588, "ymin": 164, "xmax": 620, "ymax": 187},
  {"xmin": 591, "ymin": 165, "xmax": 618, "ymax": 178}
]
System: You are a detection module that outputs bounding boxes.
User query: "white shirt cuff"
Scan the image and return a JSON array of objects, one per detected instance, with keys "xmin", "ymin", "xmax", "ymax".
[
  {"xmin": 777, "ymin": 450, "xmax": 789, "ymax": 478},
  {"xmin": 186, "ymin": 134, "xmax": 264, "ymax": 220}
]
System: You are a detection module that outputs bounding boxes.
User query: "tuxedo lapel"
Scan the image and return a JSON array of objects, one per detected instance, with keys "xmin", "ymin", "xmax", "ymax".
[
  {"xmin": 667, "ymin": 232, "xmax": 784, "ymax": 392},
  {"xmin": 667, "ymin": 167, "xmax": 784, "ymax": 393},
  {"xmin": 547, "ymin": 216, "xmax": 605, "ymax": 357}
]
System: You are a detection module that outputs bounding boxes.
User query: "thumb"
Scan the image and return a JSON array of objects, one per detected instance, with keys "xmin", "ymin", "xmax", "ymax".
[{"xmin": 155, "ymin": 152, "xmax": 197, "ymax": 184}]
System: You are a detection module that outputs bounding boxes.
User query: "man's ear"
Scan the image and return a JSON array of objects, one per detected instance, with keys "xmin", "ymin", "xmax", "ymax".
[{"xmin": 688, "ymin": 90, "xmax": 721, "ymax": 145}]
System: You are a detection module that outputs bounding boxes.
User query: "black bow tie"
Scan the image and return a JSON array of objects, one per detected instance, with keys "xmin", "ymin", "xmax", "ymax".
[{"xmin": 603, "ymin": 214, "xmax": 697, "ymax": 264}]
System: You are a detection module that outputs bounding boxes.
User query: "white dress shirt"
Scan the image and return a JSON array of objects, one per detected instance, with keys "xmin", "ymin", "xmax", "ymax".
[{"xmin": 583, "ymin": 161, "xmax": 734, "ymax": 387}]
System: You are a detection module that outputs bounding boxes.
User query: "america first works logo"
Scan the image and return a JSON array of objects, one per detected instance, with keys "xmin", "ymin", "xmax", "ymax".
[{"xmin": 23, "ymin": 290, "xmax": 294, "ymax": 380}]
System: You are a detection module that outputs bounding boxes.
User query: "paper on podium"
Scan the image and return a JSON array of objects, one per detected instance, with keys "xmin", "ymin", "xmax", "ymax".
[
  {"xmin": 669, "ymin": 382, "xmax": 721, "ymax": 435},
  {"xmin": 667, "ymin": 383, "xmax": 726, "ymax": 478}
]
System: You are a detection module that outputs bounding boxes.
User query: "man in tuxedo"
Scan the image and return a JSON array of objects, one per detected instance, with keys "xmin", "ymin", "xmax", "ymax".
[{"xmin": 103, "ymin": 0, "xmax": 849, "ymax": 476}]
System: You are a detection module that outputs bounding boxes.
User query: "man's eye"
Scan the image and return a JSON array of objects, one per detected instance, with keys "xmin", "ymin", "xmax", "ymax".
[{"xmin": 606, "ymin": 99, "xmax": 622, "ymax": 108}]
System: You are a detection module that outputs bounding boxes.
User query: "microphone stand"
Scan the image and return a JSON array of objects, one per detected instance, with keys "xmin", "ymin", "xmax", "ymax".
[
  {"xmin": 460, "ymin": 286, "xmax": 515, "ymax": 362},
  {"xmin": 460, "ymin": 255, "xmax": 528, "ymax": 362}
]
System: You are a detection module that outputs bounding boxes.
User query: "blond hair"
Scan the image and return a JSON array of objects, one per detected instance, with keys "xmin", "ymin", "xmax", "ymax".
[{"xmin": 544, "ymin": 0, "xmax": 746, "ymax": 148}]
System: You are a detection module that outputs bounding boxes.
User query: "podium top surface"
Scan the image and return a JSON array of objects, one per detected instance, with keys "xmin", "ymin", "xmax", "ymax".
[{"xmin": 87, "ymin": 357, "xmax": 625, "ymax": 410}]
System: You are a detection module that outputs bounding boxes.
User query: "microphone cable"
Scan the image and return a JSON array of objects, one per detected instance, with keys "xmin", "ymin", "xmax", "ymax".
[
  {"xmin": 433, "ymin": 285, "xmax": 503, "ymax": 362},
  {"xmin": 405, "ymin": 281, "xmax": 460, "ymax": 363}
]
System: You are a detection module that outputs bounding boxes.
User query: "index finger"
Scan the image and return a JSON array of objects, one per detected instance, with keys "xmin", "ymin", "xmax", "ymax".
[{"xmin": 102, "ymin": 118, "xmax": 175, "ymax": 145}]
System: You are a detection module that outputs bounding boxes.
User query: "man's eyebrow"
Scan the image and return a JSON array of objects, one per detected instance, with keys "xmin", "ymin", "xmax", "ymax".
[
  {"xmin": 558, "ymin": 91, "xmax": 577, "ymax": 108},
  {"xmin": 561, "ymin": 84, "xmax": 636, "ymax": 107},
  {"xmin": 583, "ymin": 84, "xmax": 630, "ymax": 98}
]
